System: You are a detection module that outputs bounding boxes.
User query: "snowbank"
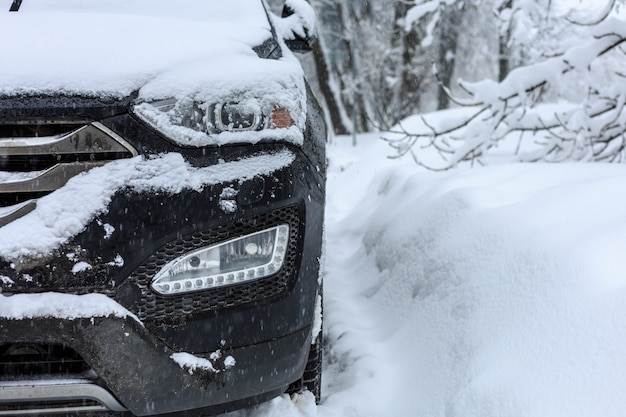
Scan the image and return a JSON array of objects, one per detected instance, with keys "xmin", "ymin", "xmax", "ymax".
[
  {"xmin": 321, "ymin": 135, "xmax": 626, "ymax": 417},
  {"xmin": 232, "ymin": 133, "xmax": 626, "ymax": 417}
]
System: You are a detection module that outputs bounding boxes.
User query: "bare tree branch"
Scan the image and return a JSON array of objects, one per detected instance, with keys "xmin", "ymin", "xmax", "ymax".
[
  {"xmin": 383, "ymin": 1, "xmax": 626, "ymax": 170},
  {"xmin": 566, "ymin": 0, "xmax": 615, "ymax": 26}
]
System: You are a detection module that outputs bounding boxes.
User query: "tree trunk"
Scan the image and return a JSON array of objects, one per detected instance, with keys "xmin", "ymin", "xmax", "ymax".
[
  {"xmin": 436, "ymin": 6, "xmax": 462, "ymax": 110},
  {"xmin": 498, "ymin": 0, "xmax": 514, "ymax": 82},
  {"xmin": 312, "ymin": 42, "xmax": 349, "ymax": 135}
]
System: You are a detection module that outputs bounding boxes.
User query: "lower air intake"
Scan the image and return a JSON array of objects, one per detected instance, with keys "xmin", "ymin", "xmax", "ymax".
[{"xmin": 0, "ymin": 343, "xmax": 90, "ymax": 377}]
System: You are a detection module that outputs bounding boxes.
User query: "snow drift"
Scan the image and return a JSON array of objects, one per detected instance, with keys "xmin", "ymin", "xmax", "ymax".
[
  {"xmin": 227, "ymin": 133, "xmax": 626, "ymax": 417},
  {"xmin": 320, "ymin": 135, "xmax": 626, "ymax": 417}
]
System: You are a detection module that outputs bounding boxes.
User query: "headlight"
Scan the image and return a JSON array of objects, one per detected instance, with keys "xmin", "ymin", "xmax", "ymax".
[
  {"xmin": 210, "ymin": 102, "xmax": 266, "ymax": 132},
  {"xmin": 133, "ymin": 97, "xmax": 296, "ymax": 145},
  {"xmin": 151, "ymin": 225, "xmax": 290, "ymax": 295}
]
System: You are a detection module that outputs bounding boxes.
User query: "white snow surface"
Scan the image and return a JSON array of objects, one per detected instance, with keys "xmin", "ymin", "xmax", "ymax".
[
  {"xmin": 224, "ymin": 128, "xmax": 626, "ymax": 417},
  {"xmin": 278, "ymin": 0, "xmax": 318, "ymax": 40},
  {"xmin": 171, "ymin": 352, "xmax": 216, "ymax": 374},
  {"xmin": 0, "ymin": 0, "xmax": 290, "ymax": 97},
  {"xmin": 71, "ymin": 261, "xmax": 92, "ymax": 274},
  {"xmin": 171, "ymin": 351, "xmax": 236, "ymax": 375},
  {"xmin": 0, "ymin": 150, "xmax": 295, "ymax": 261},
  {"xmin": 0, "ymin": 292, "xmax": 139, "ymax": 321}
]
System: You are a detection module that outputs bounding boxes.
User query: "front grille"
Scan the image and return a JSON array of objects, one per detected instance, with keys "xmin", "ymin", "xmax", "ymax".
[
  {"xmin": 0, "ymin": 122, "xmax": 136, "ymax": 217},
  {"xmin": 0, "ymin": 123, "xmax": 82, "ymax": 140},
  {"xmin": 0, "ymin": 343, "xmax": 128, "ymax": 415},
  {"xmin": 0, "ymin": 343, "xmax": 90, "ymax": 378},
  {"xmin": 0, "ymin": 152, "xmax": 130, "ymax": 173},
  {"xmin": 0, "ymin": 399, "xmax": 102, "ymax": 414},
  {"xmin": 0, "ymin": 343, "xmax": 126, "ymax": 417},
  {"xmin": 131, "ymin": 205, "xmax": 300, "ymax": 322}
]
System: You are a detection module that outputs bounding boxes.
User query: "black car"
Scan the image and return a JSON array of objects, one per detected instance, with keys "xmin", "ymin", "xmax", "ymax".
[{"xmin": 0, "ymin": 0, "xmax": 325, "ymax": 416}]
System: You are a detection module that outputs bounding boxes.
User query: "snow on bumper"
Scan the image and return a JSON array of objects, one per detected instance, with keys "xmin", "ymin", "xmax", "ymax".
[{"xmin": 0, "ymin": 292, "xmax": 140, "ymax": 322}]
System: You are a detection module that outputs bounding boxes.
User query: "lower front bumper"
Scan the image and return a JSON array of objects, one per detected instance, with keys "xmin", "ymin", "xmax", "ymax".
[{"xmin": 0, "ymin": 314, "xmax": 311, "ymax": 416}]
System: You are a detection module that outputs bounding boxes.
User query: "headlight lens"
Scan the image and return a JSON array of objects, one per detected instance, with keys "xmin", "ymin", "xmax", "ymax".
[
  {"xmin": 151, "ymin": 225, "xmax": 290, "ymax": 295},
  {"xmin": 133, "ymin": 97, "xmax": 296, "ymax": 145},
  {"xmin": 211, "ymin": 102, "xmax": 266, "ymax": 132}
]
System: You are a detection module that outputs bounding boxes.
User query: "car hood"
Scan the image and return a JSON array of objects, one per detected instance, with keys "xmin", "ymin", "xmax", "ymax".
[{"xmin": 0, "ymin": 0, "xmax": 304, "ymax": 102}]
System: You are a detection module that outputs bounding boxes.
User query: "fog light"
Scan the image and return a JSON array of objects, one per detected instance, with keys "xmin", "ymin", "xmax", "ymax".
[{"xmin": 151, "ymin": 225, "xmax": 290, "ymax": 295}]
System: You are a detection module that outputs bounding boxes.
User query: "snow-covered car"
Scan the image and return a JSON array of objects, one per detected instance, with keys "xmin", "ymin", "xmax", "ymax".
[{"xmin": 0, "ymin": 0, "xmax": 325, "ymax": 415}]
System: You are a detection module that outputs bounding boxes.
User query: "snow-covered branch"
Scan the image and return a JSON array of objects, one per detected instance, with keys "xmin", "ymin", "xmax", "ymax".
[{"xmin": 386, "ymin": 6, "xmax": 626, "ymax": 169}]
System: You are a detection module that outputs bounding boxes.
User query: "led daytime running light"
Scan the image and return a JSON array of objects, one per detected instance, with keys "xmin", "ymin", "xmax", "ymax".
[
  {"xmin": 151, "ymin": 225, "xmax": 290, "ymax": 295},
  {"xmin": 213, "ymin": 102, "xmax": 265, "ymax": 132}
]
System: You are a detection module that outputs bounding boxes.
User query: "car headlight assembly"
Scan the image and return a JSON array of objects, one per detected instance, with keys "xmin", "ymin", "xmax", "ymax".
[
  {"xmin": 211, "ymin": 102, "xmax": 266, "ymax": 132},
  {"xmin": 151, "ymin": 225, "xmax": 290, "ymax": 295},
  {"xmin": 133, "ymin": 97, "xmax": 295, "ymax": 144},
  {"xmin": 208, "ymin": 101, "xmax": 295, "ymax": 133}
]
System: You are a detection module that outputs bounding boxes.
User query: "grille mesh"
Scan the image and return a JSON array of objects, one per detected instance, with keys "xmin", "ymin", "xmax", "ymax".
[
  {"xmin": 131, "ymin": 206, "xmax": 300, "ymax": 322},
  {"xmin": 0, "ymin": 343, "xmax": 90, "ymax": 377}
]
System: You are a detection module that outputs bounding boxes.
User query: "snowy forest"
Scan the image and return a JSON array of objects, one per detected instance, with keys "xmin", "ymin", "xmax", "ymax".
[{"xmin": 272, "ymin": 0, "xmax": 626, "ymax": 169}]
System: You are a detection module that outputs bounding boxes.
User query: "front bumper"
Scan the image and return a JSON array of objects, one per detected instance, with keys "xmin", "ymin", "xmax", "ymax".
[
  {"xmin": 0, "ymin": 314, "xmax": 311, "ymax": 416},
  {"xmin": 0, "ymin": 93, "xmax": 326, "ymax": 415},
  {"xmin": 0, "ymin": 158, "xmax": 323, "ymax": 415}
]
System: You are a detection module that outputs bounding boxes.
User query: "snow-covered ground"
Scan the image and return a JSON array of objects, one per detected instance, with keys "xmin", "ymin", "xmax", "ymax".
[{"xmin": 228, "ymin": 130, "xmax": 626, "ymax": 417}]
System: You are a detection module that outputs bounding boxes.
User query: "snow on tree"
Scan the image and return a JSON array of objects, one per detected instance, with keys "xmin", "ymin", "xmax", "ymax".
[
  {"xmin": 386, "ymin": 0, "xmax": 626, "ymax": 169},
  {"xmin": 304, "ymin": 0, "xmax": 499, "ymax": 134},
  {"xmin": 307, "ymin": 0, "xmax": 406, "ymax": 133},
  {"xmin": 292, "ymin": 0, "xmax": 466, "ymax": 134}
]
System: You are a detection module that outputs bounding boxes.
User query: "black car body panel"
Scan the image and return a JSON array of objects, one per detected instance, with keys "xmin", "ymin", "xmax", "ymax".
[
  {"xmin": 0, "ymin": 1, "xmax": 325, "ymax": 415},
  {"xmin": 1, "ymin": 316, "xmax": 311, "ymax": 416}
]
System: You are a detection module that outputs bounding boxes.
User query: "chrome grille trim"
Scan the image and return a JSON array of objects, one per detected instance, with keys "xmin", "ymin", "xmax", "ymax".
[
  {"xmin": 0, "ymin": 200, "xmax": 36, "ymax": 228},
  {"xmin": 0, "ymin": 378, "xmax": 127, "ymax": 415},
  {"xmin": 92, "ymin": 122, "xmax": 138, "ymax": 157},
  {"xmin": 0, "ymin": 122, "xmax": 137, "ymax": 157},
  {"xmin": 0, "ymin": 122, "xmax": 137, "ymax": 224},
  {"xmin": 0, "ymin": 162, "xmax": 106, "ymax": 194}
]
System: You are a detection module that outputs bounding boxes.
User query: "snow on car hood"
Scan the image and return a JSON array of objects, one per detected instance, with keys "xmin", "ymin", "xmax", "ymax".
[
  {"xmin": 0, "ymin": 0, "xmax": 307, "ymax": 141},
  {"xmin": 0, "ymin": 0, "xmax": 286, "ymax": 95}
]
